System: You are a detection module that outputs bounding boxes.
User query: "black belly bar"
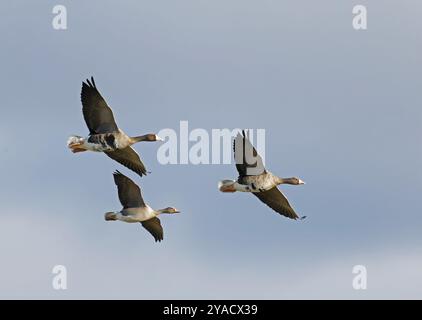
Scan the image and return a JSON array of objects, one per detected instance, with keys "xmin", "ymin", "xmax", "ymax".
[{"xmin": 88, "ymin": 134, "xmax": 117, "ymax": 149}]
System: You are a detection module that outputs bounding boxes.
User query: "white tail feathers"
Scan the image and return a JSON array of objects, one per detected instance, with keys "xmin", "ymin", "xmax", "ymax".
[{"xmin": 67, "ymin": 135, "xmax": 84, "ymax": 148}]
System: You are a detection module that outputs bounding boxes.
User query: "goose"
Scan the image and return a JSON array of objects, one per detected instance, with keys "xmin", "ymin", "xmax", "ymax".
[
  {"xmin": 218, "ymin": 130, "xmax": 306, "ymax": 220},
  {"xmin": 105, "ymin": 170, "xmax": 180, "ymax": 242},
  {"xmin": 67, "ymin": 77, "xmax": 162, "ymax": 176}
]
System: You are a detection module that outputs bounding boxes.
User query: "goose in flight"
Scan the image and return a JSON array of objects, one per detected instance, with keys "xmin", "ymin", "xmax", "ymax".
[
  {"xmin": 67, "ymin": 77, "xmax": 162, "ymax": 176},
  {"xmin": 218, "ymin": 130, "xmax": 305, "ymax": 220},
  {"xmin": 105, "ymin": 171, "xmax": 180, "ymax": 242}
]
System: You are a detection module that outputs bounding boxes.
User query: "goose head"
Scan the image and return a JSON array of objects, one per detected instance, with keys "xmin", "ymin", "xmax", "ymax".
[
  {"xmin": 143, "ymin": 133, "xmax": 164, "ymax": 142},
  {"xmin": 292, "ymin": 177, "xmax": 306, "ymax": 185},
  {"xmin": 152, "ymin": 134, "xmax": 164, "ymax": 141},
  {"xmin": 131, "ymin": 134, "xmax": 164, "ymax": 143},
  {"xmin": 160, "ymin": 207, "xmax": 180, "ymax": 214}
]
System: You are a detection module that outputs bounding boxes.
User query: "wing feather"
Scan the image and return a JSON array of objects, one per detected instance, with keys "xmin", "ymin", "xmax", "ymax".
[
  {"xmin": 233, "ymin": 130, "xmax": 266, "ymax": 177},
  {"xmin": 81, "ymin": 77, "xmax": 119, "ymax": 134},
  {"xmin": 141, "ymin": 218, "xmax": 164, "ymax": 242},
  {"xmin": 105, "ymin": 147, "xmax": 148, "ymax": 177},
  {"xmin": 253, "ymin": 187, "xmax": 300, "ymax": 220},
  {"xmin": 113, "ymin": 171, "xmax": 145, "ymax": 209}
]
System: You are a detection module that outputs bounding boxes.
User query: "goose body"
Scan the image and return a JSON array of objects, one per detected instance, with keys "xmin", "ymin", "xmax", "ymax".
[
  {"xmin": 105, "ymin": 171, "xmax": 180, "ymax": 242},
  {"xmin": 115, "ymin": 206, "xmax": 157, "ymax": 223},
  {"xmin": 218, "ymin": 130, "xmax": 305, "ymax": 220},
  {"xmin": 218, "ymin": 172, "xmax": 282, "ymax": 193},
  {"xmin": 67, "ymin": 77, "xmax": 162, "ymax": 176},
  {"xmin": 67, "ymin": 129, "xmax": 133, "ymax": 153},
  {"xmin": 238, "ymin": 172, "xmax": 285, "ymax": 192}
]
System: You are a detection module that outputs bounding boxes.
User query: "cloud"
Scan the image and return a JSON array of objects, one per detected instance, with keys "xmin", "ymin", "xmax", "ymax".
[{"xmin": 1, "ymin": 211, "xmax": 421, "ymax": 299}]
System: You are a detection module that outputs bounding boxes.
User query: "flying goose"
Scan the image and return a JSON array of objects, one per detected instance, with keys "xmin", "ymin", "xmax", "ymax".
[
  {"xmin": 105, "ymin": 170, "xmax": 180, "ymax": 242},
  {"xmin": 218, "ymin": 130, "xmax": 305, "ymax": 220},
  {"xmin": 67, "ymin": 77, "xmax": 162, "ymax": 176}
]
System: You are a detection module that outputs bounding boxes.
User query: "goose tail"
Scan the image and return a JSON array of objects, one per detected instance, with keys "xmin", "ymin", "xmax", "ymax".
[
  {"xmin": 105, "ymin": 212, "xmax": 118, "ymax": 221},
  {"xmin": 67, "ymin": 135, "xmax": 87, "ymax": 153},
  {"xmin": 218, "ymin": 180, "xmax": 237, "ymax": 193}
]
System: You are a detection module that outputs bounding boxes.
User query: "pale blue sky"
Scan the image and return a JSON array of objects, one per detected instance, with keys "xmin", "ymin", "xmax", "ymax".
[{"xmin": 0, "ymin": 0, "xmax": 421, "ymax": 299}]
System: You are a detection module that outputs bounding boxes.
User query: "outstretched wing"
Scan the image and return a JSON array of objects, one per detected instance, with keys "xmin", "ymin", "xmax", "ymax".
[
  {"xmin": 253, "ymin": 187, "xmax": 300, "ymax": 220},
  {"xmin": 105, "ymin": 147, "xmax": 148, "ymax": 177},
  {"xmin": 81, "ymin": 77, "xmax": 119, "ymax": 134},
  {"xmin": 113, "ymin": 170, "xmax": 145, "ymax": 209},
  {"xmin": 141, "ymin": 218, "xmax": 164, "ymax": 242},
  {"xmin": 233, "ymin": 130, "xmax": 266, "ymax": 177}
]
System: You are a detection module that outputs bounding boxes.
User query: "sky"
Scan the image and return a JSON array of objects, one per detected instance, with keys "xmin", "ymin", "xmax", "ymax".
[{"xmin": 0, "ymin": 0, "xmax": 421, "ymax": 299}]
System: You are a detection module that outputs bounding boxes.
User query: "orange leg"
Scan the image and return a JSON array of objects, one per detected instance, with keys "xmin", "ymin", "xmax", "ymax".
[
  {"xmin": 220, "ymin": 185, "xmax": 237, "ymax": 193},
  {"xmin": 71, "ymin": 147, "xmax": 87, "ymax": 153}
]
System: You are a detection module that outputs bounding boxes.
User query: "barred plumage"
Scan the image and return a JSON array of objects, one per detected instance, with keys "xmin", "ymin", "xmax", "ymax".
[{"xmin": 67, "ymin": 77, "xmax": 163, "ymax": 177}]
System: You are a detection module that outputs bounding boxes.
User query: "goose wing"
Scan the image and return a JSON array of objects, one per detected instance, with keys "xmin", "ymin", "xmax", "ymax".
[
  {"xmin": 233, "ymin": 130, "xmax": 266, "ymax": 177},
  {"xmin": 141, "ymin": 217, "xmax": 164, "ymax": 242},
  {"xmin": 253, "ymin": 187, "xmax": 300, "ymax": 220},
  {"xmin": 113, "ymin": 170, "xmax": 145, "ymax": 209},
  {"xmin": 81, "ymin": 77, "xmax": 119, "ymax": 134},
  {"xmin": 105, "ymin": 147, "xmax": 148, "ymax": 177}
]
